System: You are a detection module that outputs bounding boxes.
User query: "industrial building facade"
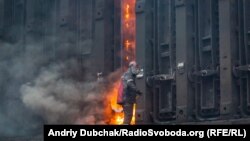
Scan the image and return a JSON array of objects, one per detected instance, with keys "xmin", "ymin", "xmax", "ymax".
[{"xmin": 0, "ymin": 0, "xmax": 250, "ymax": 140}]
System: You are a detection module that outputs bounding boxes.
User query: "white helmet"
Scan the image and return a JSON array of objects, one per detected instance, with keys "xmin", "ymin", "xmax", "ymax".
[
  {"xmin": 129, "ymin": 61, "xmax": 137, "ymax": 68},
  {"xmin": 129, "ymin": 61, "xmax": 140, "ymax": 75}
]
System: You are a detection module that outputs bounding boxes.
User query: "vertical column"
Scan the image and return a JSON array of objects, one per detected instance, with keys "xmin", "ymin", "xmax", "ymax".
[
  {"xmin": 175, "ymin": 0, "xmax": 195, "ymax": 122},
  {"xmin": 153, "ymin": 0, "xmax": 176, "ymax": 122},
  {"xmin": 43, "ymin": 0, "xmax": 57, "ymax": 61},
  {"xmin": 237, "ymin": 0, "xmax": 250, "ymax": 116},
  {"xmin": 243, "ymin": 0, "xmax": 250, "ymax": 115},
  {"xmin": 0, "ymin": 0, "xmax": 4, "ymax": 111},
  {"xmin": 78, "ymin": 0, "xmax": 94, "ymax": 72},
  {"xmin": 0, "ymin": 0, "xmax": 4, "ymax": 38},
  {"xmin": 25, "ymin": 0, "xmax": 45, "ymax": 45},
  {"xmin": 196, "ymin": 0, "xmax": 220, "ymax": 119},
  {"xmin": 136, "ymin": 0, "xmax": 154, "ymax": 124},
  {"xmin": 93, "ymin": 0, "xmax": 105, "ymax": 77},
  {"xmin": 13, "ymin": 0, "xmax": 26, "ymax": 53},
  {"xmin": 92, "ymin": 0, "xmax": 114, "ymax": 77},
  {"xmin": 113, "ymin": 0, "xmax": 121, "ymax": 70},
  {"xmin": 56, "ymin": 0, "xmax": 70, "ymax": 60},
  {"xmin": 219, "ymin": 0, "xmax": 238, "ymax": 117},
  {"xmin": 3, "ymin": 0, "xmax": 14, "ymax": 42}
]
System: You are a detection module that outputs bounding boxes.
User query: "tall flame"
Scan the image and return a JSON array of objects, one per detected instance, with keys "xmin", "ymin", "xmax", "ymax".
[
  {"xmin": 122, "ymin": 0, "xmax": 136, "ymax": 67},
  {"xmin": 104, "ymin": 82, "xmax": 124, "ymax": 125},
  {"xmin": 105, "ymin": 0, "xmax": 136, "ymax": 125}
]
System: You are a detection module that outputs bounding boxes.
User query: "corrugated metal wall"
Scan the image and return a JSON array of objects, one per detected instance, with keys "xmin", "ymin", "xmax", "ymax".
[
  {"xmin": 136, "ymin": 0, "xmax": 250, "ymax": 124},
  {"xmin": 0, "ymin": 0, "xmax": 96, "ymax": 68}
]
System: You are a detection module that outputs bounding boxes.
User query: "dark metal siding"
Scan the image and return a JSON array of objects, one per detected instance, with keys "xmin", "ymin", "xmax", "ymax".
[
  {"xmin": 1, "ymin": 0, "xmax": 250, "ymax": 129},
  {"xmin": 136, "ymin": 0, "xmax": 250, "ymax": 124}
]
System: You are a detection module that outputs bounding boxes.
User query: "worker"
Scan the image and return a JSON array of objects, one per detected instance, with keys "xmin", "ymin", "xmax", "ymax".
[{"xmin": 121, "ymin": 61, "xmax": 142, "ymax": 125}]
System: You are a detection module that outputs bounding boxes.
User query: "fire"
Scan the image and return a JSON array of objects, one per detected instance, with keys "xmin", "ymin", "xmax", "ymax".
[
  {"xmin": 125, "ymin": 40, "xmax": 130, "ymax": 50},
  {"xmin": 122, "ymin": 0, "xmax": 136, "ymax": 125},
  {"xmin": 126, "ymin": 56, "xmax": 129, "ymax": 61},
  {"xmin": 104, "ymin": 81, "xmax": 136, "ymax": 125},
  {"xmin": 122, "ymin": 0, "xmax": 136, "ymax": 66},
  {"xmin": 125, "ymin": 4, "xmax": 130, "ymax": 19},
  {"xmin": 104, "ymin": 0, "xmax": 136, "ymax": 125},
  {"xmin": 104, "ymin": 81, "xmax": 123, "ymax": 125}
]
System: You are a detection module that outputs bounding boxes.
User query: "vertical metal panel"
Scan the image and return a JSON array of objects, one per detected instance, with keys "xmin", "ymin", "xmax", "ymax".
[
  {"xmin": 151, "ymin": 0, "xmax": 176, "ymax": 122},
  {"xmin": 219, "ymin": 0, "xmax": 238, "ymax": 117},
  {"xmin": 104, "ymin": 0, "xmax": 115, "ymax": 73},
  {"xmin": 3, "ymin": 0, "xmax": 15, "ymax": 42},
  {"xmin": 236, "ymin": 0, "xmax": 244, "ymax": 117},
  {"xmin": 0, "ymin": 0, "xmax": 4, "ymax": 38},
  {"xmin": 55, "ymin": 0, "xmax": 73, "ymax": 60},
  {"xmin": 43, "ymin": 0, "xmax": 57, "ymax": 60},
  {"xmin": 79, "ymin": 0, "xmax": 88, "ymax": 54},
  {"xmin": 25, "ymin": 0, "xmax": 44, "ymax": 42},
  {"xmin": 113, "ymin": 0, "xmax": 121, "ymax": 70},
  {"xmin": 243, "ymin": 0, "xmax": 250, "ymax": 115},
  {"xmin": 136, "ymin": 0, "xmax": 154, "ymax": 124},
  {"xmin": 175, "ymin": 0, "xmax": 195, "ymax": 122},
  {"xmin": 6, "ymin": 0, "xmax": 26, "ymax": 58},
  {"xmin": 0, "ymin": 0, "xmax": 4, "ymax": 112},
  {"xmin": 13, "ymin": 0, "xmax": 25, "ymax": 44},
  {"xmin": 236, "ymin": 0, "xmax": 250, "ymax": 116},
  {"xmin": 92, "ymin": 0, "xmax": 114, "ymax": 77},
  {"xmin": 195, "ymin": 0, "xmax": 220, "ymax": 119},
  {"xmin": 93, "ymin": 0, "xmax": 105, "ymax": 76},
  {"xmin": 78, "ymin": 0, "xmax": 94, "ymax": 69}
]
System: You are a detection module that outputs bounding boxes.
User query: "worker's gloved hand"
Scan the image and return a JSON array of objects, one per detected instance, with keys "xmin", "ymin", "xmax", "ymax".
[{"xmin": 136, "ymin": 90, "xmax": 143, "ymax": 95}]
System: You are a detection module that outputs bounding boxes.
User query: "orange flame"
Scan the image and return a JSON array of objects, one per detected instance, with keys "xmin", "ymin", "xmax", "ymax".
[
  {"xmin": 104, "ymin": 81, "xmax": 124, "ymax": 125},
  {"xmin": 122, "ymin": 0, "xmax": 136, "ymax": 65},
  {"xmin": 104, "ymin": 80, "xmax": 136, "ymax": 125},
  {"xmin": 105, "ymin": 0, "xmax": 136, "ymax": 125}
]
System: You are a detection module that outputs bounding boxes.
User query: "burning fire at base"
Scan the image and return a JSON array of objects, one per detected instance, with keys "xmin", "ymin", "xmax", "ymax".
[
  {"xmin": 104, "ymin": 0, "xmax": 136, "ymax": 125},
  {"xmin": 104, "ymin": 82, "xmax": 136, "ymax": 125}
]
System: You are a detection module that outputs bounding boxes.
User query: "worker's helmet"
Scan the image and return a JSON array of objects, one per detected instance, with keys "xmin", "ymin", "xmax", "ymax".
[{"xmin": 129, "ymin": 61, "xmax": 140, "ymax": 75}]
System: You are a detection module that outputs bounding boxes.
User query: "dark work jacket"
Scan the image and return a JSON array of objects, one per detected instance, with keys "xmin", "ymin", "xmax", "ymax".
[{"xmin": 122, "ymin": 70, "xmax": 140, "ymax": 104}]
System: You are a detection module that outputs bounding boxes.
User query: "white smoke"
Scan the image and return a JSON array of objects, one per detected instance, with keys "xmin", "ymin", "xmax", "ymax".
[
  {"xmin": 20, "ymin": 61, "xmax": 108, "ymax": 124},
  {"xmin": 0, "ymin": 39, "xmax": 112, "ymax": 137},
  {"xmin": 0, "ymin": 0, "xmax": 120, "ymax": 137}
]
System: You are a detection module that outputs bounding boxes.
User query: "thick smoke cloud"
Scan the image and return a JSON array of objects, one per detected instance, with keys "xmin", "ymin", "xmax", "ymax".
[
  {"xmin": 0, "ymin": 40, "xmax": 119, "ymax": 139},
  {"xmin": 0, "ymin": 36, "xmax": 113, "ymax": 137},
  {"xmin": 20, "ymin": 60, "xmax": 107, "ymax": 125},
  {"xmin": 0, "ymin": 41, "xmax": 51, "ymax": 137},
  {"xmin": 0, "ymin": 1, "xmax": 119, "ymax": 138}
]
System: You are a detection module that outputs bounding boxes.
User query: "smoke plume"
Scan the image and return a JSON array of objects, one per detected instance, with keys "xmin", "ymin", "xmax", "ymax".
[
  {"xmin": 0, "ymin": 0, "xmax": 121, "ymax": 138},
  {"xmin": 20, "ymin": 60, "xmax": 107, "ymax": 125},
  {"xmin": 0, "ymin": 39, "xmax": 120, "ymax": 138}
]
